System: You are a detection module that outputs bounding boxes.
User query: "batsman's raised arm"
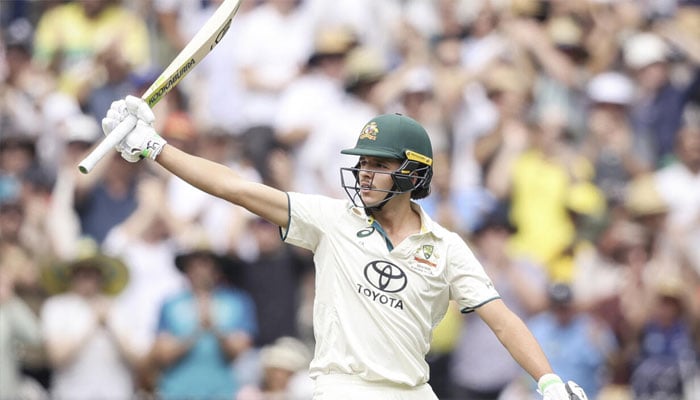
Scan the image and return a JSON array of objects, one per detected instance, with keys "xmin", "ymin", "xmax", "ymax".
[
  {"xmin": 101, "ymin": 96, "xmax": 290, "ymax": 228},
  {"xmin": 157, "ymin": 146, "xmax": 289, "ymax": 227}
]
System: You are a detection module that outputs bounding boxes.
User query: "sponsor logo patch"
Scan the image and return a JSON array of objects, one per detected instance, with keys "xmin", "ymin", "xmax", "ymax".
[{"xmin": 358, "ymin": 261, "xmax": 406, "ymax": 310}]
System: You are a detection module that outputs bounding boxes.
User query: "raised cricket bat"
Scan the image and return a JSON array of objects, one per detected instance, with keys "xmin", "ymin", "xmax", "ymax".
[{"xmin": 78, "ymin": 0, "xmax": 242, "ymax": 174}]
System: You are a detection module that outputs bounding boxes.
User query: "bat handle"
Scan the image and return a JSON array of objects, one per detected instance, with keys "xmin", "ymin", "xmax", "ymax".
[{"xmin": 78, "ymin": 115, "xmax": 137, "ymax": 174}]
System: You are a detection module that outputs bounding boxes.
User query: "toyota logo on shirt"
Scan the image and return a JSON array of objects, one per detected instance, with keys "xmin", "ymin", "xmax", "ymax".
[{"xmin": 363, "ymin": 261, "xmax": 407, "ymax": 293}]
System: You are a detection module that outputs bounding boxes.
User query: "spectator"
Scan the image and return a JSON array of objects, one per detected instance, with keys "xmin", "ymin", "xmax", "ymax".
[
  {"xmin": 0, "ymin": 198, "xmax": 41, "ymax": 301},
  {"xmin": 83, "ymin": 40, "xmax": 142, "ymax": 124},
  {"xmin": 160, "ymin": 113, "xmax": 260, "ymax": 256},
  {"xmin": 630, "ymin": 277, "xmax": 699, "ymax": 400},
  {"xmin": 234, "ymin": 0, "xmax": 315, "ymax": 132},
  {"xmin": 39, "ymin": 238, "xmax": 138, "ymax": 400},
  {"xmin": 623, "ymin": 31, "xmax": 686, "ymax": 167},
  {"xmin": 315, "ymin": 45, "xmax": 387, "ymax": 200},
  {"xmin": 0, "ymin": 132, "xmax": 37, "ymax": 202},
  {"xmin": 150, "ymin": 245, "xmax": 258, "ymax": 400},
  {"xmin": 47, "ymin": 113, "xmax": 102, "ymax": 260},
  {"xmin": 486, "ymin": 110, "xmax": 600, "ymax": 278},
  {"xmin": 32, "ymin": 0, "xmax": 151, "ymax": 101},
  {"xmin": 525, "ymin": 283, "xmax": 618, "ymax": 399},
  {"xmin": 73, "ymin": 152, "xmax": 141, "ymax": 245},
  {"xmin": 449, "ymin": 207, "xmax": 548, "ymax": 400},
  {"xmin": 0, "ymin": 267, "xmax": 43, "ymax": 400},
  {"xmin": 501, "ymin": 13, "xmax": 591, "ymax": 140},
  {"xmin": 232, "ymin": 217, "xmax": 314, "ymax": 348},
  {"xmin": 102, "ymin": 175, "xmax": 188, "ymax": 376},
  {"xmin": 237, "ymin": 336, "xmax": 313, "ymax": 400},
  {"xmin": 654, "ymin": 104, "xmax": 700, "ymax": 274},
  {"xmin": 418, "ymin": 152, "xmax": 486, "ymax": 236},
  {"xmin": 582, "ymin": 71, "xmax": 653, "ymax": 205},
  {"xmin": 385, "ymin": 65, "xmax": 451, "ymax": 157},
  {"xmin": 274, "ymin": 25, "xmax": 356, "ymax": 195},
  {"xmin": 153, "ymin": 0, "xmax": 259, "ymax": 133},
  {"xmin": 0, "ymin": 18, "xmax": 54, "ymax": 141}
]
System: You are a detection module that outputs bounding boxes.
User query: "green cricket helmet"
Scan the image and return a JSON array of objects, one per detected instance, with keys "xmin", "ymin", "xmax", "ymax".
[{"xmin": 340, "ymin": 113, "xmax": 434, "ymax": 207}]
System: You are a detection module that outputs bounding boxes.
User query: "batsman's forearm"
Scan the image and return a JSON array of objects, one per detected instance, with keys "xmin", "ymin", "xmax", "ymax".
[
  {"xmin": 156, "ymin": 144, "xmax": 290, "ymax": 227},
  {"xmin": 478, "ymin": 300, "xmax": 553, "ymax": 381},
  {"xmin": 499, "ymin": 319, "xmax": 553, "ymax": 381},
  {"xmin": 157, "ymin": 145, "xmax": 241, "ymax": 201}
]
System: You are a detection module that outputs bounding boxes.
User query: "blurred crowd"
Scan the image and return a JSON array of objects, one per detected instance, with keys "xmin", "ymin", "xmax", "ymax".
[{"xmin": 0, "ymin": 0, "xmax": 699, "ymax": 399}]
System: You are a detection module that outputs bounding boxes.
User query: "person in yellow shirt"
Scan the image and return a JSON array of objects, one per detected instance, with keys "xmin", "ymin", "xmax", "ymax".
[
  {"xmin": 33, "ymin": 0, "xmax": 150, "ymax": 99},
  {"xmin": 483, "ymin": 109, "xmax": 605, "ymax": 278}
]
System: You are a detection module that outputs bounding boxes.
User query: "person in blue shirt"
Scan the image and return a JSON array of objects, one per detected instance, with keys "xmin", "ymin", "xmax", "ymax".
[
  {"xmin": 150, "ymin": 247, "xmax": 258, "ymax": 399},
  {"xmin": 527, "ymin": 283, "xmax": 618, "ymax": 399}
]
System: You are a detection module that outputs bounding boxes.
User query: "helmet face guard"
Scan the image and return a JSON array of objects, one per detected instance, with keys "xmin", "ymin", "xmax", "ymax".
[
  {"xmin": 340, "ymin": 154, "xmax": 433, "ymax": 210},
  {"xmin": 339, "ymin": 114, "xmax": 434, "ymax": 210}
]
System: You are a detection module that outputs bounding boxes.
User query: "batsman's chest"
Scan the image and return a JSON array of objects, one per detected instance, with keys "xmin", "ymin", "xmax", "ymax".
[{"xmin": 336, "ymin": 231, "xmax": 447, "ymax": 298}]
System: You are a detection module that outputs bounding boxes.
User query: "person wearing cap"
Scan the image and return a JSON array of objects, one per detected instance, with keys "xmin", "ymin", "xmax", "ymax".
[
  {"xmin": 237, "ymin": 336, "xmax": 313, "ymax": 400},
  {"xmin": 581, "ymin": 71, "xmax": 654, "ymax": 205},
  {"xmin": 623, "ymin": 31, "xmax": 687, "ymax": 166},
  {"xmin": 100, "ymin": 95, "xmax": 589, "ymax": 399}
]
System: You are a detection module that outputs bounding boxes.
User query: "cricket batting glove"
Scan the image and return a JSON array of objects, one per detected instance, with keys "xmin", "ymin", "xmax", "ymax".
[
  {"xmin": 102, "ymin": 95, "xmax": 167, "ymax": 162},
  {"xmin": 538, "ymin": 374, "xmax": 588, "ymax": 400}
]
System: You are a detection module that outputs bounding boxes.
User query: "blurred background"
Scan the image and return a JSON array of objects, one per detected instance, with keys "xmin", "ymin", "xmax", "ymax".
[{"xmin": 0, "ymin": 0, "xmax": 698, "ymax": 399}]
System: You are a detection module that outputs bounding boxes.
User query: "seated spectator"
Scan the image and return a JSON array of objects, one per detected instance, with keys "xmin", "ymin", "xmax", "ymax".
[{"xmin": 150, "ymin": 245, "xmax": 258, "ymax": 400}]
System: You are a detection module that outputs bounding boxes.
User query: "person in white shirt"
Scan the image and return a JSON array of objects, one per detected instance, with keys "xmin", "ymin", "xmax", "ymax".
[
  {"xmin": 654, "ymin": 104, "xmax": 700, "ymax": 273},
  {"xmin": 99, "ymin": 95, "xmax": 588, "ymax": 399},
  {"xmin": 40, "ymin": 240, "xmax": 139, "ymax": 400}
]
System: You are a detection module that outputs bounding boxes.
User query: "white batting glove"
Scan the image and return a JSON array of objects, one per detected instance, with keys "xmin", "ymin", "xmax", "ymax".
[
  {"xmin": 118, "ymin": 120, "xmax": 167, "ymax": 162},
  {"xmin": 102, "ymin": 96, "xmax": 166, "ymax": 162},
  {"xmin": 538, "ymin": 374, "xmax": 588, "ymax": 400}
]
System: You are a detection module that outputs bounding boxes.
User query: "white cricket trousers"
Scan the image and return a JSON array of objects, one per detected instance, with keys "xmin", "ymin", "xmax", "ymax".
[{"xmin": 312, "ymin": 374, "xmax": 439, "ymax": 400}]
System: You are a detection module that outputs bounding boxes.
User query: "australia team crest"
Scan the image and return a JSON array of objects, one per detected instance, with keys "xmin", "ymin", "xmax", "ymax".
[{"xmin": 359, "ymin": 121, "xmax": 379, "ymax": 141}]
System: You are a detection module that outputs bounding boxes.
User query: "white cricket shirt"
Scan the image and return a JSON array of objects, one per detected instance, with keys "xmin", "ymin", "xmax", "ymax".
[{"xmin": 282, "ymin": 193, "xmax": 500, "ymax": 386}]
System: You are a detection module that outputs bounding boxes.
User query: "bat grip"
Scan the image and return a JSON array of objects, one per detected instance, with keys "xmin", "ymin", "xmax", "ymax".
[{"xmin": 78, "ymin": 115, "xmax": 137, "ymax": 174}]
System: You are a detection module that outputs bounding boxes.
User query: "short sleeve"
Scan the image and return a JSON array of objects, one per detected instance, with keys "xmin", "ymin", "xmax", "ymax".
[{"xmin": 445, "ymin": 236, "xmax": 500, "ymax": 313}]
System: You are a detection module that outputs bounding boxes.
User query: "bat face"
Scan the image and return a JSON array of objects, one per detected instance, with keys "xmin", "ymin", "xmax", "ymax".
[
  {"xmin": 143, "ymin": 0, "xmax": 240, "ymax": 107},
  {"xmin": 78, "ymin": 0, "xmax": 242, "ymax": 174}
]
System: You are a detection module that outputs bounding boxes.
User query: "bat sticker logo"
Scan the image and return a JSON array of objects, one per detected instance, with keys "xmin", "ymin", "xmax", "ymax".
[{"xmin": 149, "ymin": 58, "xmax": 196, "ymax": 106}]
